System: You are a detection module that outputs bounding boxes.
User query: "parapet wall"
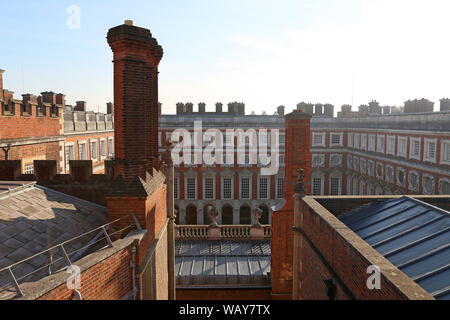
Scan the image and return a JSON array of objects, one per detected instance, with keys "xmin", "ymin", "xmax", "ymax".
[
  {"xmin": 312, "ymin": 110, "xmax": 450, "ymax": 131},
  {"xmin": 0, "ymin": 159, "xmax": 166, "ymax": 206},
  {"xmin": 63, "ymin": 109, "xmax": 114, "ymax": 133},
  {"xmin": 292, "ymin": 196, "xmax": 435, "ymax": 300}
]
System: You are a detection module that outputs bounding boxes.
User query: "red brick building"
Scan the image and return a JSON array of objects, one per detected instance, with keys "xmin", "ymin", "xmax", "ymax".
[{"xmin": 0, "ymin": 69, "xmax": 115, "ymax": 175}]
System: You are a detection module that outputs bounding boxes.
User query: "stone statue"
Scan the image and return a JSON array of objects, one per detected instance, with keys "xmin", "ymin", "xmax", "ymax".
[
  {"xmin": 252, "ymin": 205, "xmax": 263, "ymax": 227},
  {"xmin": 294, "ymin": 168, "xmax": 307, "ymax": 197},
  {"xmin": 207, "ymin": 205, "xmax": 219, "ymax": 227}
]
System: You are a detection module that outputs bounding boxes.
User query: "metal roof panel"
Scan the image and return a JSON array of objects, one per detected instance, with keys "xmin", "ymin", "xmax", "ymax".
[{"xmin": 340, "ymin": 196, "xmax": 450, "ymax": 300}]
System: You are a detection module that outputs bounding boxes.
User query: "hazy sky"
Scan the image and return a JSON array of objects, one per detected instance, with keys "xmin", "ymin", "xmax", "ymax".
[{"xmin": 1, "ymin": 0, "xmax": 449, "ymax": 114}]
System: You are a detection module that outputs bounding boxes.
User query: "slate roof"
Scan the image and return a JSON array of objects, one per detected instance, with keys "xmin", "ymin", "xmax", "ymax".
[
  {"xmin": 0, "ymin": 182, "xmax": 107, "ymax": 299},
  {"xmin": 340, "ymin": 196, "xmax": 450, "ymax": 300},
  {"xmin": 175, "ymin": 240, "xmax": 271, "ymax": 287}
]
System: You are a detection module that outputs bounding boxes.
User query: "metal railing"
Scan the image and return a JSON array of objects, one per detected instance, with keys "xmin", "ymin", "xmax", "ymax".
[
  {"xmin": 0, "ymin": 214, "xmax": 140, "ymax": 300},
  {"xmin": 175, "ymin": 224, "xmax": 271, "ymax": 240}
]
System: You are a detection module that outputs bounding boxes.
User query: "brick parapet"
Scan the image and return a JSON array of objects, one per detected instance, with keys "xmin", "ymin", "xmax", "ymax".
[{"xmin": 292, "ymin": 196, "xmax": 434, "ymax": 300}]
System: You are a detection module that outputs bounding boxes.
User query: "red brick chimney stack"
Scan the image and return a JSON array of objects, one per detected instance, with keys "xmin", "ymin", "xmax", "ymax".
[
  {"xmin": 74, "ymin": 101, "xmax": 87, "ymax": 112},
  {"xmin": 107, "ymin": 20, "xmax": 163, "ymax": 183},
  {"xmin": 271, "ymin": 109, "xmax": 312, "ymax": 300},
  {"xmin": 41, "ymin": 91, "xmax": 57, "ymax": 104}
]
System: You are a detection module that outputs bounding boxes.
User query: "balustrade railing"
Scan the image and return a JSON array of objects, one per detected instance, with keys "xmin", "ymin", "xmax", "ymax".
[{"xmin": 175, "ymin": 224, "xmax": 271, "ymax": 240}]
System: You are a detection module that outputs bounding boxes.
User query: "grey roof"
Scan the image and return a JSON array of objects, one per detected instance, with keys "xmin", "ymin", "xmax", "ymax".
[
  {"xmin": 340, "ymin": 196, "xmax": 450, "ymax": 300},
  {"xmin": 0, "ymin": 182, "xmax": 107, "ymax": 299},
  {"xmin": 175, "ymin": 240, "xmax": 271, "ymax": 287}
]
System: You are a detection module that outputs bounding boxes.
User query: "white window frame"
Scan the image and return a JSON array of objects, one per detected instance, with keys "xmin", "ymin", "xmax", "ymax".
[
  {"xmin": 348, "ymin": 133, "xmax": 354, "ymax": 148},
  {"xmin": 368, "ymin": 134, "xmax": 376, "ymax": 152},
  {"xmin": 376, "ymin": 163, "xmax": 384, "ymax": 181},
  {"xmin": 258, "ymin": 176, "xmax": 270, "ymax": 200},
  {"xmin": 64, "ymin": 142, "xmax": 75, "ymax": 172},
  {"xmin": 424, "ymin": 138, "xmax": 437, "ymax": 163},
  {"xmin": 422, "ymin": 174, "xmax": 435, "ymax": 195},
  {"xmin": 90, "ymin": 139, "xmax": 98, "ymax": 161},
  {"xmin": 185, "ymin": 177, "xmax": 197, "ymax": 200},
  {"xmin": 107, "ymin": 137, "xmax": 114, "ymax": 158},
  {"xmin": 312, "ymin": 175, "xmax": 324, "ymax": 196},
  {"xmin": 408, "ymin": 171, "xmax": 420, "ymax": 192},
  {"xmin": 240, "ymin": 176, "xmax": 252, "ymax": 200},
  {"xmin": 360, "ymin": 158, "xmax": 367, "ymax": 174},
  {"xmin": 397, "ymin": 136, "xmax": 408, "ymax": 158},
  {"xmin": 377, "ymin": 135, "xmax": 385, "ymax": 154},
  {"xmin": 99, "ymin": 138, "xmax": 107, "ymax": 159},
  {"xmin": 312, "ymin": 132, "xmax": 326, "ymax": 147},
  {"xmin": 329, "ymin": 176, "xmax": 341, "ymax": 196},
  {"xmin": 222, "ymin": 177, "xmax": 234, "ymax": 200},
  {"xmin": 439, "ymin": 178, "xmax": 450, "ymax": 195},
  {"xmin": 385, "ymin": 165, "xmax": 394, "ymax": 184},
  {"xmin": 396, "ymin": 167, "xmax": 406, "ymax": 188},
  {"xmin": 24, "ymin": 164, "xmax": 34, "ymax": 174},
  {"xmin": 78, "ymin": 141, "xmax": 87, "ymax": 160},
  {"xmin": 441, "ymin": 140, "xmax": 450, "ymax": 165},
  {"xmin": 387, "ymin": 135, "xmax": 396, "ymax": 156},
  {"xmin": 354, "ymin": 133, "xmax": 361, "ymax": 149},
  {"xmin": 353, "ymin": 156, "xmax": 359, "ymax": 172},
  {"xmin": 367, "ymin": 160, "xmax": 375, "ymax": 177},
  {"xmin": 312, "ymin": 154, "xmax": 325, "ymax": 168},
  {"xmin": 361, "ymin": 134, "xmax": 368, "ymax": 151},
  {"xmin": 409, "ymin": 137, "xmax": 421, "ymax": 160},
  {"xmin": 330, "ymin": 132, "xmax": 343, "ymax": 147},
  {"xmin": 330, "ymin": 154, "xmax": 342, "ymax": 168},
  {"xmin": 203, "ymin": 177, "xmax": 215, "ymax": 200}
]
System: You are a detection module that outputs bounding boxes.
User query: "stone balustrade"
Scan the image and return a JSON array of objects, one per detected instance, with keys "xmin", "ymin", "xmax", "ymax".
[{"xmin": 175, "ymin": 224, "xmax": 271, "ymax": 240}]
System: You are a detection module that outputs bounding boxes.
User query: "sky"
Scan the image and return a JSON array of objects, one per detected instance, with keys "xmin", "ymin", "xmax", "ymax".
[{"xmin": 1, "ymin": 0, "xmax": 449, "ymax": 114}]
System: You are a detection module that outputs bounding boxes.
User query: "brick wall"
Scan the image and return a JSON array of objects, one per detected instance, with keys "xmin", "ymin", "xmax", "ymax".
[
  {"xmin": 0, "ymin": 141, "xmax": 61, "ymax": 167},
  {"xmin": 36, "ymin": 243, "xmax": 134, "ymax": 300},
  {"xmin": 0, "ymin": 108, "xmax": 61, "ymax": 140}
]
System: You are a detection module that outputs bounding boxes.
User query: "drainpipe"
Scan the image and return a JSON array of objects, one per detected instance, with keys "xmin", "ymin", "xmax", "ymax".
[
  {"xmin": 130, "ymin": 244, "xmax": 137, "ymax": 300},
  {"xmin": 166, "ymin": 163, "xmax": 176, "ymax": 300},
  {"xmin": 292, "ymin": 169, "xmax": 307, "ymax": 300}
]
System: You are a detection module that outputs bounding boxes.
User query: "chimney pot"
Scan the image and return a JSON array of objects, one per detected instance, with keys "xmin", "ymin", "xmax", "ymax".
[{"xmin": 124, "ymin": 20, "xmax": 133, "ymax": 26}]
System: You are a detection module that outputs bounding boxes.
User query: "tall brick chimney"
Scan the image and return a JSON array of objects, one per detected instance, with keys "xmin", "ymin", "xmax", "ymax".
[
  {"xmin": 271, "ymin": 109, "xmax": 311, "ymax": 300},
  {"xmin": 75, "ymin": 101, "xmax": 87, "ymax": 111},
  {"xmin": 56, "ymin": 93, "xmax": 66, "ymax": 106},
  {"xmin": 107, "ymin": 20, "xmax": 163, "ymax": 183},
  {"xmin": 106, "ymin": 102, "xmax": 114, "ymax": 114},
  {"xmin": 41, "ymin": 91, "xmax": 56, "ymax": 104},
  {"xmin": 0, "ymin": 69, "xmax": 4, "ymax": 101}
]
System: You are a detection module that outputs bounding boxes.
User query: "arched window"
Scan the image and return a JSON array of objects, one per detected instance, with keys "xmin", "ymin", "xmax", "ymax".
[
  {"xmin": 239, "ymin": 205, "xmax": 251, "ymax": 225},
  {"xmin": 221, "ymin": 205, "xmax": 233, "ymax": 225},
  {"xmin": 185, "ymin": 204, "xmax": 197, "ymax": 225}
]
